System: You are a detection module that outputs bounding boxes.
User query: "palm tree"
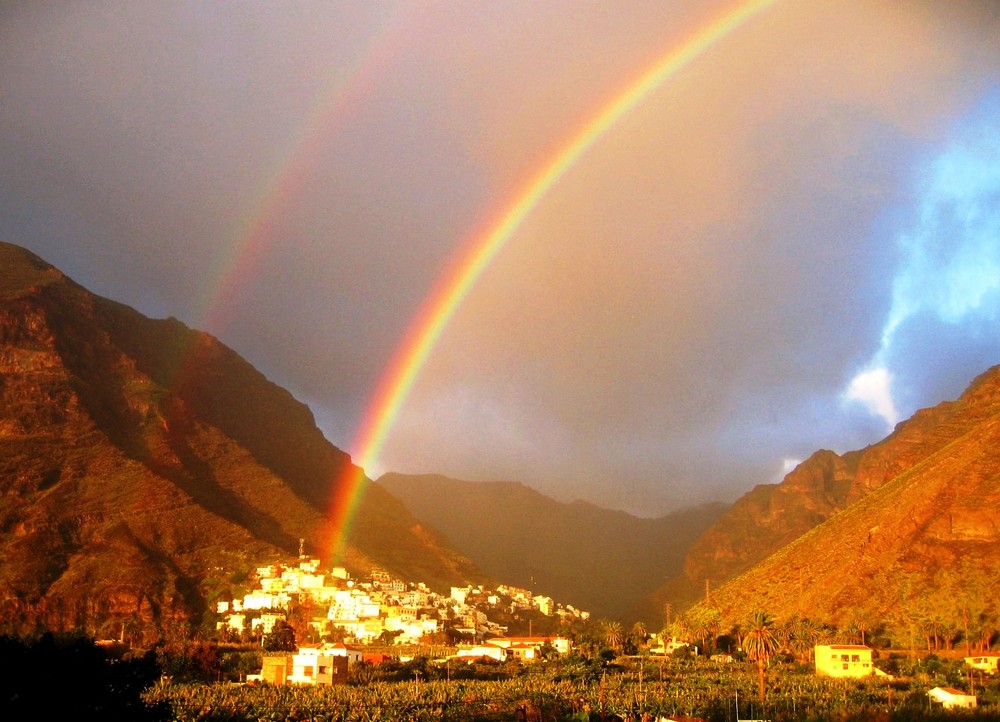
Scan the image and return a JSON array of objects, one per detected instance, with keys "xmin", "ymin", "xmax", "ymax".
[
  {"xmin": 835, "ymin": 621, "xmax": 858, "ymax": 645},
  {"xmin": 695, "ymin": 607, "xmax": 722, "ymax": 655},
  {"xmin": 742, "ymin": 610, "xmax": 780, "ymax": 703},
  {"xmin": 603, "ymin": 620, "xmax": 624, "ymax": 654},
  {"xmin": 849, "ymin": 609, "xmax": 873, "ymax": 646},
  {"xmin": 791, "ymin": 617, "xmax": 821, "ymax": 663},
  {"xmin": 630, "ymin": 621, "xmax": 648, "ymax": 650},
  {"xmin": 924, "ymin": 614, "xmax": 946, "ymax": 651}
]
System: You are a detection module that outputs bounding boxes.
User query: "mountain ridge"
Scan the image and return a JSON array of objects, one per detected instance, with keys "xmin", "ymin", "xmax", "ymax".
[
  {"xmin": 700, "ymin": 399, "xmax": 1000, "ymax": 630},
  {"xmin": 0, "ymin": 241, "xmax": 483, "ymax": 636},
  {"xmin": 657, "ymin": 363, "xmax": 1000, "ymax": 622},
  {"xmin": 377, "ymin": 472, "xmax": 727, "ymax": 622}
]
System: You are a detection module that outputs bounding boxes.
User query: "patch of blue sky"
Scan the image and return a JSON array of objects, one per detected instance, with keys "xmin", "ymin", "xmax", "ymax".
[{"xmin": 847, "ymin": 88, "xmax": 1000, "ymax": 425}]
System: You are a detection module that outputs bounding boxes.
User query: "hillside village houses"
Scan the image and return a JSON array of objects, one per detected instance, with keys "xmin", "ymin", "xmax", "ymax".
[{"xmin": 219, "ymin": 555, "xmax": 585, "ymax": 684}]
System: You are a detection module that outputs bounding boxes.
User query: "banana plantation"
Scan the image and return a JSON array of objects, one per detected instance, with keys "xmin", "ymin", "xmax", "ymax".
[{"xmin": 144, "ymin": 652, "xmax": 1000, "ymax": 721}]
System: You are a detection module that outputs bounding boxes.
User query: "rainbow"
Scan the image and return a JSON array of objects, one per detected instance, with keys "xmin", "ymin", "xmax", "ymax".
[
  {"xmin": 199, "ymin": 7, "xmax": 415, "ymax": 334},
  {"xmin": 325, "ymin": 0, "xmax": 780, "ymax": 563}
]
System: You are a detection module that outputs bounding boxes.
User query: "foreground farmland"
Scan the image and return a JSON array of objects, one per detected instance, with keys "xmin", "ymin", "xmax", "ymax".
[{"xmin": 145, "ymin": 655, "xmax": 1000, "ymax": 721}]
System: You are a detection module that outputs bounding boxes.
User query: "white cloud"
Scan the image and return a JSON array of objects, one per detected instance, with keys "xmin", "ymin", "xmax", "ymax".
[
  {"xmin": 844, "ymin": 366, "xmax": 899, "ymax": 429},
  {"xmin": 782, "ymin": 457, "xmax": 802, "ymax": 476}
]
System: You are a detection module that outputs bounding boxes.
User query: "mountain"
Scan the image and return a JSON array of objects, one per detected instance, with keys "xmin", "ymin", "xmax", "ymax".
[
  {"xmin": 703, "ymin": 376, "xmax": 1000, "ymax": 628},
  {"xmin": 656, "ymin": 364, "xmax": 1000, "ymax": 617},
  {"xmin": 376, "ymin": 472, "xmax": 727, "ymax": 622},
  {"xmin": 0, "ymin": 242, "xmax": 481, "ymax": 636}
]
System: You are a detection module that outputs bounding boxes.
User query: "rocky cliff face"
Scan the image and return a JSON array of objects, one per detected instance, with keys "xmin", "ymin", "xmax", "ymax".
[
  {"xmin": 704, "ymin": 404, "xmax": 1000, "ymax": 626},
  {"xmin": 660, "ymin": 364, "xmax": 1000, "ymax": 611},
  {"xmin": 0, "ymin": 242, "xmax": 480, "ymax": 636}
]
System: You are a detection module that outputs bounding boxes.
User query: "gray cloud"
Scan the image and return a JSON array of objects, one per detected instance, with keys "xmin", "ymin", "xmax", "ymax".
[{"xmin": 2, "ymin": 1, "xmax": 999, "ymax": 516}]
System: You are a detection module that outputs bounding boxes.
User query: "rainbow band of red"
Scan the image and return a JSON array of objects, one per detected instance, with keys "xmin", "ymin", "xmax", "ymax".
[{"xmin": 326, "ymin": 0, "xmax": 779, "ymax": 563}]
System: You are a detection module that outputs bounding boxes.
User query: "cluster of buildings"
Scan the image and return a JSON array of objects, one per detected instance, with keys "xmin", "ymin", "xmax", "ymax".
[
  {"xmin": 221, "ymin": 556, "xmax": 587, "ymax": 686},
  {"xmin": 215, "ymin": 556, "xmax": 587, "ymax": 662},
  {"xmin": 250, "ymin": 633, "xmax": 576, "ymax": 686}
]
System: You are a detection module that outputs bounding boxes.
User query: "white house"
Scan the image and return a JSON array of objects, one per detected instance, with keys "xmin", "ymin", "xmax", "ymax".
[
  {"xmin": 275, "ymin": 645, "xmax": 350, "ymax": 686},
  {"xmin": 326, "ymin": 642, "xmax": 363, "ymax": 667},
  {"xmin": 487, "ymin": 636, "xmax": 572, "ymax": 658},
  {"xmin": 814, "ymin": 645, "xmax": 874, "ymax": 678},
  {"xmin": 533, "ymin": 595, "xmax": 554, "ymax": 616},
  {"xmin": 928, "ymin": 687, "xmax": 977, "ymax": 709},
  {"xmin": 455, "ymin": 643, "xmax": 508, "ymax": 662},
  {"xmin": 649, "ymin": 635, "xmax": 693, "ymax": 655},
  {"xmin": 249, "ymin": 612, "xmax": 285, "ymax": 635}
]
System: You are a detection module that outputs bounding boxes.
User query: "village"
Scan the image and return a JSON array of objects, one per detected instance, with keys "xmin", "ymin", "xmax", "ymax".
[
  {"xmin": 209, "ymin": 553, "xmax": 1000, "ymax": 713},
  {"xmin": 212, "ymin": 553, "xmax": 588, "ymax": 685}
]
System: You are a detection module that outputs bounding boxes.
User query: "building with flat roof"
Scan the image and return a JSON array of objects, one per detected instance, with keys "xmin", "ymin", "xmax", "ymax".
[{"xmin": 814, "ymin": 645, "xmax": 874, "ymax": 678}]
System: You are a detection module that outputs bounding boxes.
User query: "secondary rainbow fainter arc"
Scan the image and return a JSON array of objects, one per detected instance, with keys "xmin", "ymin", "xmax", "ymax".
[
  {"xmin": 325, "ymin": 0, "xmax": 781, "ymax": 564},
  {"xmin": 195, "ymin": 8, "xmax": 414, "ymax": 339}
]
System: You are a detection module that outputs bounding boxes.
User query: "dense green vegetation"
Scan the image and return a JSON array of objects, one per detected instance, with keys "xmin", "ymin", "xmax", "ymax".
[
  {"xmin": 4, "ymin": 624, "xmax": 1000, "ymax": 721},
  {"xmin": 144, "ymin": 653, "xmax": 1000, "ymax": 721}
]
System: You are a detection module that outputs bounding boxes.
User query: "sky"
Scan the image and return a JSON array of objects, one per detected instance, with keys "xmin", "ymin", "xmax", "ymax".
[{"xmin": 2, "ymin": 0, "xmax": 999, "ymax": 516}]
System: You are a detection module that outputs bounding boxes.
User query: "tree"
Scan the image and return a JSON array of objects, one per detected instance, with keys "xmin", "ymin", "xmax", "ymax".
[
  {"xmin": 262, "ymin": 620, "xmax": 297, "ymax": 652},
  {"xmin": 630, "ymin": 621, "xmax": 648, "ymax": 651},
  {"xmin": 1, "ymin": 633, "xmax": 168, "ymax": 720},
  {"xmin": 849, "ymin": 609, "xmax": 873, "ymax": 647},
  {"xmin": 602, "ymin": 620, "xmax": 623, "ymax": 654},
  {"xmin": 377, "ymin": 629, "xmax": 403, "ymax": 646},
  {"xmin": 689, "ymin": 607, "xmax": 721, "ymax": 655},
  {"xmin": 790, "ymin": 617, "xmax": 821, "ymax": 663},
  {"xmin": 742, "ymin": 610, "xmax": 780, "ymax": 704}
]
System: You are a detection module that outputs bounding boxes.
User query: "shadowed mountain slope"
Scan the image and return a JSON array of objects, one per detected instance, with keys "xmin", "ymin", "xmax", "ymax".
[{"xmin": 377, "ymin": 472, "xmax": 727, "ymax": 622}]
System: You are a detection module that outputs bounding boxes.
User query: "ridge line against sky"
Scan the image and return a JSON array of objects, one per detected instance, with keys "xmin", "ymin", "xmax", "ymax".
[{"xmin": 2, "ymin": 1, "xmax": 999, "ymax": 516}]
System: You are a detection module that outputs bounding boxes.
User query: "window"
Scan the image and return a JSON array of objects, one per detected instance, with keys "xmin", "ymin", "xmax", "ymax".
[{"xmin": 851, "ymin": 655, "xmax": 860, "ymax": 662}]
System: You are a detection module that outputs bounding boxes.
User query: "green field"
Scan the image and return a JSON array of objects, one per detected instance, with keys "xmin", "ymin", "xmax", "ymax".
[{"xmin": 144, "ymin": 654, "xmax": 1000, "ymax": 722}]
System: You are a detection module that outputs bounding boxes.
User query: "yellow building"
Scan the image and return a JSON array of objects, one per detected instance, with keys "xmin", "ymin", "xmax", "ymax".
[
  {"xmin": 966, "ymin": 655, "xmax": 1000, "ymax": 674},
  {"xmin": 814, "ymin": 645, "xmax": 874, "ymax": 678}
]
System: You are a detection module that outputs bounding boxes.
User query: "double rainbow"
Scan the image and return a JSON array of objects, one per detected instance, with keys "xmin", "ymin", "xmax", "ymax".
[{"xmin": 325, "ymin": 0, "xmax": 779, "ymax": 562}]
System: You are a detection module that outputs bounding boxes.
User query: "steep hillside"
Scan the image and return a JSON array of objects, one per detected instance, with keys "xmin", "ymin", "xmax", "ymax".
[
  {"xmin": 702, "ymin": 405, "xmax": 1000, "ymax": 628},
  {"xmin": 377, "ymin": 472, "xmax": 727, "ymax": 622},
  {"xmin": 0, "ymin": 242, "xmax": 481, "ymax": 635},
  {"xmin": 657, "ymin": 365, "xmax": 1000, "ymax": 611}
]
